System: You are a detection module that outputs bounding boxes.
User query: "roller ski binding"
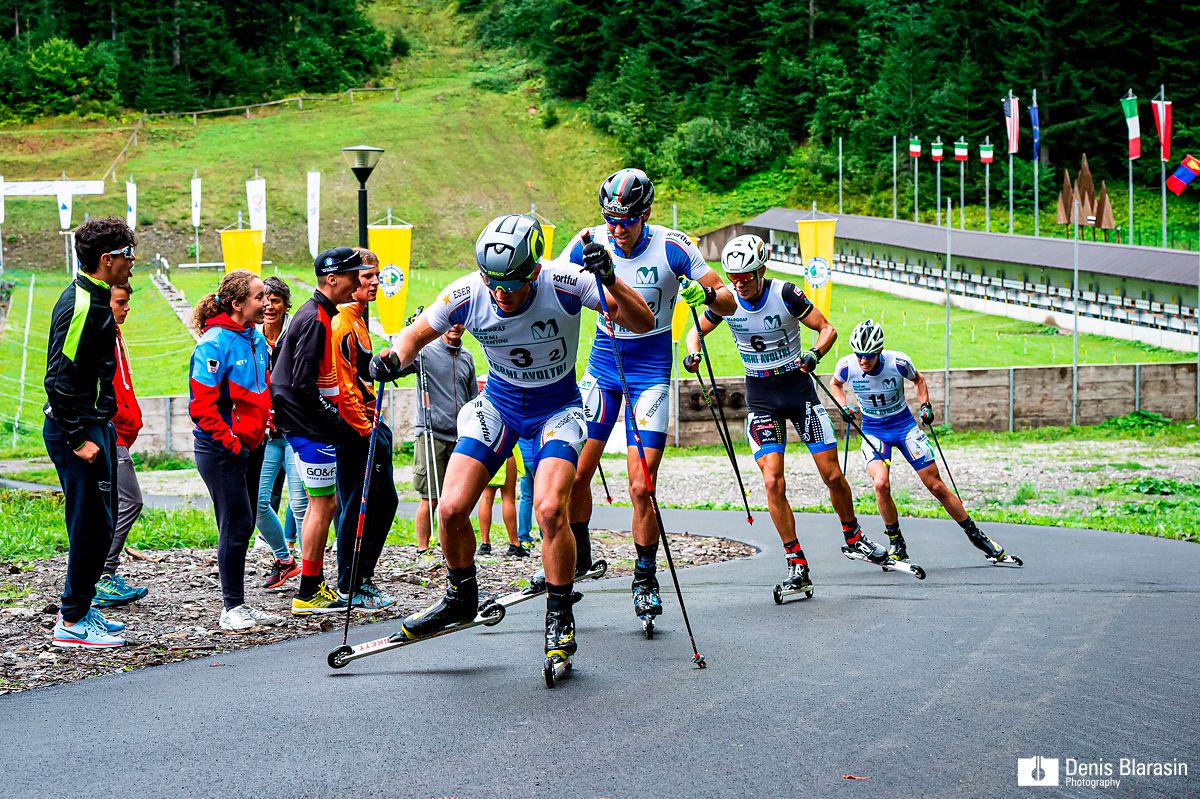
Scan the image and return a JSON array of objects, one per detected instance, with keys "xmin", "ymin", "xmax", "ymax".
[
  {"xmin": 842, "ymin": 530, "xmax": 927, "ymax": 580},
  {"xmin": 543, "ymin": 606, "xmax": 577, "ymax": 688},
  {"xmin": 773, "ymin": 562, "xmax": 814, "ymax": 604},
  {"xmin": 523, "ymin": 559, "xmax": 608, "ymax": 600},
  {"xmin": 964, "ymin": 527, "xmax": 1023, "ymax": 566},
  {"xmin": 632, "ymin": 573, "xmax": 663, "ymax": 639}
]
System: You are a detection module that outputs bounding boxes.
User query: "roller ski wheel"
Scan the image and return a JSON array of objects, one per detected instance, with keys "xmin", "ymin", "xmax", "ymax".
[
  {"xmin": 843, "ymin": 546, "xmax": 927, "ymax": 580},
  {"xmin": 543, "ymin": 653, "xmax": 572, "ymax": 688},
  {"xmin": 772, "ymin": 582, "xmax": 815, "ymax": 603},
  {"xmin": 774, "ymin": 563, "xmax": 814, "ymax": 604},
  {"xmin": 327, "ymin": 644, "xmax": 354, "ymax": 669}
]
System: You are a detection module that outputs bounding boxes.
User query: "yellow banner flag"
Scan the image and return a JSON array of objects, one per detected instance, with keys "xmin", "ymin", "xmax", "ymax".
[
  {"xmin": 671, "ymin": 295, "xmax": 691, "ymax": 343},
  {"xmin": 369, "ymin": 225, "xmax": 414, "ymax": 335},
  {"xmin": 541, "ymin": 222, "xmax": 556, "ymax": 261},
  {"xmin": 219, "ymin": 229, "xmax": 263, "ymax": 274},
  {"xmin": 796, "ymin": 218, "xmax": 836, "ymax": 319}
]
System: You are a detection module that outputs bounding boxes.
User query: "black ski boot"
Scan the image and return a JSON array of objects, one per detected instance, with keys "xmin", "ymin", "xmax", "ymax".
[
  {"xmin": 392, "ymin": 577, "xmax": 477, "ymax": 642},
  {"xmin": 843, "ymin": 527, "xmax": 889, "ymax": 564},
  {"xmin": 887, "ymin": 533, "xmax": 910, "ymax": 563},
  {"xmin": 632, "ymin": 572, "xmax": 663, "ymax": 618},
  {"xmin": 781, "ymin": 561, "xmax": 813, "ymax": 593},
  {"xmin": 964, "ymin": 526, "xmax": 1005, "ymax": 560},
  {"xmin": 544, "ymin": 606, "xmax": 578, "ymax": 660}
]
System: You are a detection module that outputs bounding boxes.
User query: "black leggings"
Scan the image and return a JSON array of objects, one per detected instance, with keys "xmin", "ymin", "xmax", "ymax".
[{"xmin": 195, "ymin": 436, "xmax": 264, "ymax": 610}]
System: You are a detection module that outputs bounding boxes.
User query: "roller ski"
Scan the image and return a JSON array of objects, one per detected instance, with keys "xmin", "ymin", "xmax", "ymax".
[
  {"xmin": 328, "ymin": 584, "xmax": 506, "ymax": 670},
  {"xmin": 542, "ymin": 599, "xmax": 578, "ymax": 688},
  {"xmin": 841, "ymin": 529, "xmax": 927, "ymax": 580},
  {"xmin": 523, "ymin": 559, "xmax": 609, "ymax": 599},
  {"xmin": 965, "ymin": 527, "xmax": 1023, "ymax": 567},
  {"xmin": 772, "ymin": 562, "xmax": 814, "ymax": 604},
  {"xmin": 632, "ymin": 573, "xmax": 663, "ymax": 639}
]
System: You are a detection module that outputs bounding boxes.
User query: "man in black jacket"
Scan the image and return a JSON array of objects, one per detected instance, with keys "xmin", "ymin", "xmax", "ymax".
[{"xmin": 43, "ymin": 217, "xmax": 136, "ymax": 648}]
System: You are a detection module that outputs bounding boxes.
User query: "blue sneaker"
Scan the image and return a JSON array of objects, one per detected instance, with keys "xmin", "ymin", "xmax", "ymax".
[
  {"xmin": 109, "ymin": 572, "xmax": 148, "ymax": 600},
  {"xmin": 53, "ymin": 612, "xmax": 125, "ymax": 648},
  {"xmin": 87, "ymin": 608, "xmax": 125, "ymax": 633},
  {"xmin": 340, "ymin": 581, "xmax": 396, "ymax": 612},
  {"xmin": 93, "ymin": 572, "xmax": 141, "ymax": 608}
]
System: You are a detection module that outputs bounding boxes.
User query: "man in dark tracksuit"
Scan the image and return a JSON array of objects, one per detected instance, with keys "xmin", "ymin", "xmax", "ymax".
[{"xmin": 43, "ymin": 217, "xmax": 136, "ymax": 648}]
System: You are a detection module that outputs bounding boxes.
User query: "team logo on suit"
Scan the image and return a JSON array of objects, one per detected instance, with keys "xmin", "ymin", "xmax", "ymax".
[{"xmin": 531, "ymin": 319, "xmax": 560, "ymax": 340}]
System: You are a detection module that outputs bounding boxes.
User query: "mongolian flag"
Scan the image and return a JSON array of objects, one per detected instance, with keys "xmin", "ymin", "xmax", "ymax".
[
  {"xmin": 1004, "ymin": 94, "xmax": 1020, "ymax": 154},
  {"xmin": 1152, "ymin": 91, "xmax": 1172, "ymax": 162},
  {"xmin": 1166, "ymin": 154, "xmax": 1200, "ymax": 195},
  {"xmin": 931, "ymin": 138, "xmax": 943, "ymax": 162},
  {"xmin": 909, "ymin": 137, "xmax": 921, "ymax": 157},
  {"xmin": 954, "ymin": 139, "xmax": 969, "ymax": 161},
  {"xmin": 1029, "ymin": 91, "xmax": 1041, "ymax": 161},
  {"xmin": 980, "ymin": 142, "xmax": 995, "ymax": 164},
  {"xmin": 1120, "ymin": 92, "xmax": 1141, "ymax": 160}
]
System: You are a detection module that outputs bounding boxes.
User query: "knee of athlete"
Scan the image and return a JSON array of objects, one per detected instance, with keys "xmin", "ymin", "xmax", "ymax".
[
  {"xmin": 534, "ymin": 497, "xmax": 566, "ymax": 534},
  {"xmin": 437, "ymin": 498, "xmax": 474, "ymax": 530},
  {"xmin": 763, "ymin": 471, "xmax": 786, "ymax": 499},
  {"xmin": 627, "ymin": 478, "xmax": 651, "ymax": 508},
  {"xmin": 872, "ymin": 473, "xmax": 891, "ymax": 494}
]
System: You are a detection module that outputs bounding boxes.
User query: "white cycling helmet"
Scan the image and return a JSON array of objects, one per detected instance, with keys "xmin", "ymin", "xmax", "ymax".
[
  {"xmin": 721, "ymin": 234, "xmax": 769, "ymax": 275},
  {"xmin": 849, "ymin": 319, "xmax": 885, "ymax": 355}
]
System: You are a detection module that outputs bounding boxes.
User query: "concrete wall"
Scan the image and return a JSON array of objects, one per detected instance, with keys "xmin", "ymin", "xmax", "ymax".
[{"xmin": 132, "ymin": 361, "xmax": 1198, "ymax": 455}]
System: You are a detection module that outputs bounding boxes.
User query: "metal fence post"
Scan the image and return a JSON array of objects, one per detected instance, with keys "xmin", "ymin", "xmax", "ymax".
[
  {"xmin": 164, "ymin": 396, "xmax": 173, "ymax": 455},
  {"xmin": 1008, "ymin": 367, "xmax": 1015, "ymax": 432},
  {"xmin": 1135, "ymin": 363, "xmax": 1141, "ymax": 412}
]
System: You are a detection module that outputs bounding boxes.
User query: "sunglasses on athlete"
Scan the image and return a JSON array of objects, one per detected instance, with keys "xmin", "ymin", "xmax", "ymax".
[
  {"xmin": 726, "ymin": 272, "xmax": 758, "ymax": 285},
  {"xmin": 603, "ymin": 214, "xmax": 643, "ymax": 229},
  {"xmin": 107, "ymin": 245, "xmax": 136, "ymax": 260},
  {"xmin": 483, "ymin": 274, "xmax": 530, "ymax": 294}
]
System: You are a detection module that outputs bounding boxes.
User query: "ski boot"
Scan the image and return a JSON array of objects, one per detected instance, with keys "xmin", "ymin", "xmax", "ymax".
[
  {"xmin": 543, "ymin": 606, "xmax": 577, "ymax": 688},
  {"xmin": 965, "ymin": 527, "xmax": 1023, "ymax": 566},
  {"xmin": 632, "ymin": 572, "xmax": 663, "ymax": 639},
  {"xmin": 887, "ymin": 534, "xmax": 910, "ymax": 563},
  {"xmin": 841, "ymin": 527, "xmax": 890, "ymax": 565},
  {"xmin": 773, "ymin": 561, "xmax": 814, "ymax": 604},
  {"xmin": 391, "ymin": 580, "xmax": 478, "ymax": 642}
]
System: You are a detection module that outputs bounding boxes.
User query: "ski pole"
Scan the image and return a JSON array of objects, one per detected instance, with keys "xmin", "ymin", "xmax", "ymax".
[
  {"xmin": 924, "ymin": 421, "xmax": 961, "ymax": 501},
  {"xmin": 417, "ymin": 358, "xmax": 441, "ymax": 535},
  {"xmin": 342, "ymin": 380, "xmax": 387, "ymax": 646},
  {"xmin": 588, "ymin": 236, "xmax": 706, "ymax": 669},
  {"xmin": 808, "ymin": 372, "xmax": 891, "ymax": 467},
  {"xmin": 596, "ymin": 459, "xmax": 613, "ymax": 504},
  {"xmin": 686, "ymin": 299, "xmax": 754, "ymax": 525}
]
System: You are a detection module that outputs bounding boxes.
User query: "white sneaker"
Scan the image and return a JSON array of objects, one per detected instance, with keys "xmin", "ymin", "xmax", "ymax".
[
  {"xmin": 219, "ymin": 604, "xmax": 257, "ymax": 631},
  {"xmin": 245, "ymin": 606, "xmax": 283, "ymax": 626}
]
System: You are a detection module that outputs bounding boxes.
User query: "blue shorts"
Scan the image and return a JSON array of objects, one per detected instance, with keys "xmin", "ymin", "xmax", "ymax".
[
  {"xmin": 860, "ymin": 413, "xmax": 936, "ymax": 471},
  {"xmin": 581, "ymin": 330, "xmax": 671, "ymax": 450},
  {"xmin": 287, "ymin": 434, "xmax": 338, "ymax": 497}
]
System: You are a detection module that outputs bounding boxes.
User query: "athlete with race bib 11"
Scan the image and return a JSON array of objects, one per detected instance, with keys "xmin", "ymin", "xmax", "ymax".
[{"xmin": 830, "ymin": 319, "xmax": 1022, "ymax": 566}]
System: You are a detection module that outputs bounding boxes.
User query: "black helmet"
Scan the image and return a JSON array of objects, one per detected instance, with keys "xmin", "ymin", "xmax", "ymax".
[
  {"xmin": 475, "ymin": 213, "xmax": 545, "ymax": 281},
  {"xmin": 598, "ymin": 168, "xmax": 655, "ymax": 218}
]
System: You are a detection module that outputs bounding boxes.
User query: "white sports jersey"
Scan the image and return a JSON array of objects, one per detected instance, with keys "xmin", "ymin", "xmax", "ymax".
[
  {"xmin": 425, "ymin": 266, "xmax": 601, "ymax": 388},
  {"xmin": 717, "ymin": 279, "xmax": 813, "ymax": 377},
  {"xmin": 559, "ymin": 223, "xmax": 710, "ymax": 338},
  {"xmin": 834, "ymin": 350, "xmax": 918, "ymax": 420}
]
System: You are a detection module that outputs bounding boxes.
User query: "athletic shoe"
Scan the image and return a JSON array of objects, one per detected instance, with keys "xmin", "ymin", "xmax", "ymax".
[
  {"xmin": 887, "ymin": 535, "xmax": 910, "ymax": 563},
  {"xmin": 220, "ymin": 604, "xmax": 284, "ymax": 631},
  {"xmin": 52, "ymin": 611, "xmax": 125, "ymax": 648},
  {"xmin": 110, "ymin": 572, "xmax": 148, "ymax": 601},
  {"xmin": 414, "ymin": 549, "xmax": 439, "ymax": 570},
  {"xmin": 476, "ymin": 543, "xmax": 492, "ymax": 556},
  {"xmin": 87, "ymin": 608, "xmax": 126, "ymax": 633},
  {"xmin": 262, "ymin": 557, "xmax": 301, "ymax": 591},
  {"xmin": 92, "ymin": 572, "xmax": 141, "ymax": 608},
  {"xmin": 844, "ymin": 528, "xmax": 889, "ymax": 565},
  {"xmin": 505, "ymin": 544, "xmax": 530, "ymax": 558},
  {"xmin": 340, "ymin": 581, "xmax": 396, "ymax": 612},
  {"xmin": 291, "ymin": 581, "xmax": 348, "ymax": 616}
]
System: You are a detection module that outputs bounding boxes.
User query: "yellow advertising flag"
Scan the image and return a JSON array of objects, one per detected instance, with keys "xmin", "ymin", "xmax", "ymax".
[
  {"xmin": 369, "ymin": 225, "xmax": 414, "ymax": 335},
  {"xmin": 540, "ymin": 222, "xmax": 556, "ymax": 260},
  {"xmin": 670, "ymin": 296, "xmax": 690, "ymax": 344},
  {"xmin": 219, "ymin": 229, "xmax": 264, "ymax": 274},
  {"xmin": 796, "ymin": 218, "xmax": 836, "ymax": 319}
]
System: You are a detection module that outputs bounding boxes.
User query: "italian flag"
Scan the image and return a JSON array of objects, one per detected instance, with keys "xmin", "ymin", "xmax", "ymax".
[
  {"xmin": 980, "ymin": 143, "xmax": 994, "ymax": 164},
  {"xmin": 1152, "ymin": 95, "xmax": 1172, "ymax": 162},
  {"xmin": 909, "ymin": 137, "xmax": 921, "ymax": 157},
  {"xmin": 1121, "ymin": 94, "xmax": 1140, "ymax": 160},
  {"xmin": 954, "ymin": 140, "xmax": 968, "ymax": 161},
  {"xmin": 931, "ymin": 138, "xmax": 943, "ymax": 162}
]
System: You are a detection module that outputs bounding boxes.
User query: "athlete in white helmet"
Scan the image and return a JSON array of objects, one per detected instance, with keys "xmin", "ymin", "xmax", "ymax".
[
  {"xmin": 391, "ymin": 213, "xmax": 653, "ymax": 665},
  {"xmin": 562, "ymin": 168, "xmax": 734, "ymax": 624},
  {"xmin": 830, "ymin": 319, "xmax": 1017, "ymax": 564},
  {"xmin": 684, "ymin": 234, "xmax": 889, "ymax": 595}
]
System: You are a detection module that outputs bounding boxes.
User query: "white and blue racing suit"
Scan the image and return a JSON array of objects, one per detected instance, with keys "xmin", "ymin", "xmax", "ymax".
[{"xmin": 833, "ymin": 350, "xmax": 935, "ymax": 471}]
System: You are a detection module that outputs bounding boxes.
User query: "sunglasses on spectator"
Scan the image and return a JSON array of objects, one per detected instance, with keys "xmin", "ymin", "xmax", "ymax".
[
  {"xmin": 107, "ymin": 245, "xmax": 136, "ymax": 260},
  {"xmin": 603, "ymin": 214, "xmax": 642, "ymax": 229}
]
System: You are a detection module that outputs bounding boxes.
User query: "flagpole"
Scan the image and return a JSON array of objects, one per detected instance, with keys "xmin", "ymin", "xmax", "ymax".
[
  {"xmin": 945, "ymin": 198, "xmax": 952, "ymax": 425},
  {"xmin": 959, "ymin": 137, "xmax": 966, "ymax": 230},
  {"xmin": 935, "ymin": 138, "xmax": 942, "ymax": 226},
  {"xmin": 1160, "ymin": 85, "xmax": 1167, "ymax": 247},
  {"xmin": 892, "ymin": 135, "xmax": 898, "ymax": 219},
  {"xmin": 1008, "ymin": 89, "xmax": 1015, "ymax": 235},
  {"xmin": 1032, "ymin": 89, "xmax": 1040, "ymax": 237},
  {"xmin": 985, "ymin": 136, "xmax": 991, "ymax": 231},
  {"xmin": 1072, "ymin": 199, "xmax": 1080, "ymax": 426},
  {"xmin": 1124, "ymin": 89, "xmax": 1136, "ymax": 244},
  {"xmin": 1128, "ymin": 158, "xmax": 1134, "ymax": 244},
  {"xmin": 914, "ymin": 145, "xmax": 920, "ymax": 223},
  {"xmin": 838, "ymin": 136, "xmax": 843, "ymax": 214}
]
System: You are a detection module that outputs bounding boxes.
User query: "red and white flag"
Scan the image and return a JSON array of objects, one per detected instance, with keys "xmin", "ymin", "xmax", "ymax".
[
  {"xmin": 1003, "ymin": 94, "xmax": 1020, "ymax": 154},
  {"xmin": 1120, "ymin": 93, "xmax": 1140, "ymax": 160},
  {"xmin": 931, "ymin": 138, "xmax": 943, "ymax": 162},
  {"xmin": 1152, "ymin": 90, "xmax": 1172, "ymax": 163},
  {"xmin": 909, "ymin": 137, "xmax": 921, "ymax": 158},
  {"xmin": 954, "ymin": 139, "xmax": 969, "ymax": 161}
]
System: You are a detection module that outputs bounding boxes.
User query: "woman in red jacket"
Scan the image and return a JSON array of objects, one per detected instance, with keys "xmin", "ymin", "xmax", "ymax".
[
  {"xmin": 92, "ymin": 282, "xmax": 149, "ymax": 608},
  {"xmin": 189, "ymin": 270, "xmax": 281, "ymax": 631}
]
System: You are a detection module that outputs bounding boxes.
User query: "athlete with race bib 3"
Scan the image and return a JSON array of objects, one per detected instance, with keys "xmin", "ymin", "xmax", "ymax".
[
  {"xmin": 831, "ymin": 319, "xmax": 1021, "ymax": 566},
  {"xmin": 391, "ymin": 213, "xmax": 653, "ymax": 668},
  {"xmin": 684, "ymin": 234, "xmax": 890, "ymax": 596},
  {"xmin": 564, "ymin": 168, "xmax": 733, "ymax": 626}
]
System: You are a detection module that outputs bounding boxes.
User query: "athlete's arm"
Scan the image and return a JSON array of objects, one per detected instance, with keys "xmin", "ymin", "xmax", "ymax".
[
  {"xmin": 912, "ymin": 368, "xmax": 930, "ymax": 406},
  {"xmin": 603, "ymin": 275, "xmax": 654, "ymax": 333},
  {"xmin": 395, "ymin": 314, "xmax": 443, "ymax": 370},
  {"xmin": 799, "ymin": 305, "xmax": 836, "ymax": 358},
  {"xmin": 697, "ymin": 271, "xmax": 736, "ymax": 315}
]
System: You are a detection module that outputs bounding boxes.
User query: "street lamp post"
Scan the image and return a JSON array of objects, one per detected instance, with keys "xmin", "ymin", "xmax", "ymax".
[{"xmin": 341, "ymin": 145, "xmax": 384, "ymax": 247}]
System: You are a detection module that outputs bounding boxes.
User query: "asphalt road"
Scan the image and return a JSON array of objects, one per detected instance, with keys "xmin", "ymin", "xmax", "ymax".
[{"xmin": 3, "ymin": 507, "xmax": 1198, "ymax": 798}]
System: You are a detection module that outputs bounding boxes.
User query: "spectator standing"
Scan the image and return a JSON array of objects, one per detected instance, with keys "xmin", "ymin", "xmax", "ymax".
[
  {"xmin": 411, "ymin": 323, "xmax": 476, "ymax": 567},
  {"xmin": 92, "ymin": 281, "xmax": 149, "ymax": 608},
  {"xmin": 189, "ymin": 270, "xmax": 282, "ymax": 631},
  {"xmin": 45, "ymin": 218, "xmax": 135, "ymax": 648}
]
